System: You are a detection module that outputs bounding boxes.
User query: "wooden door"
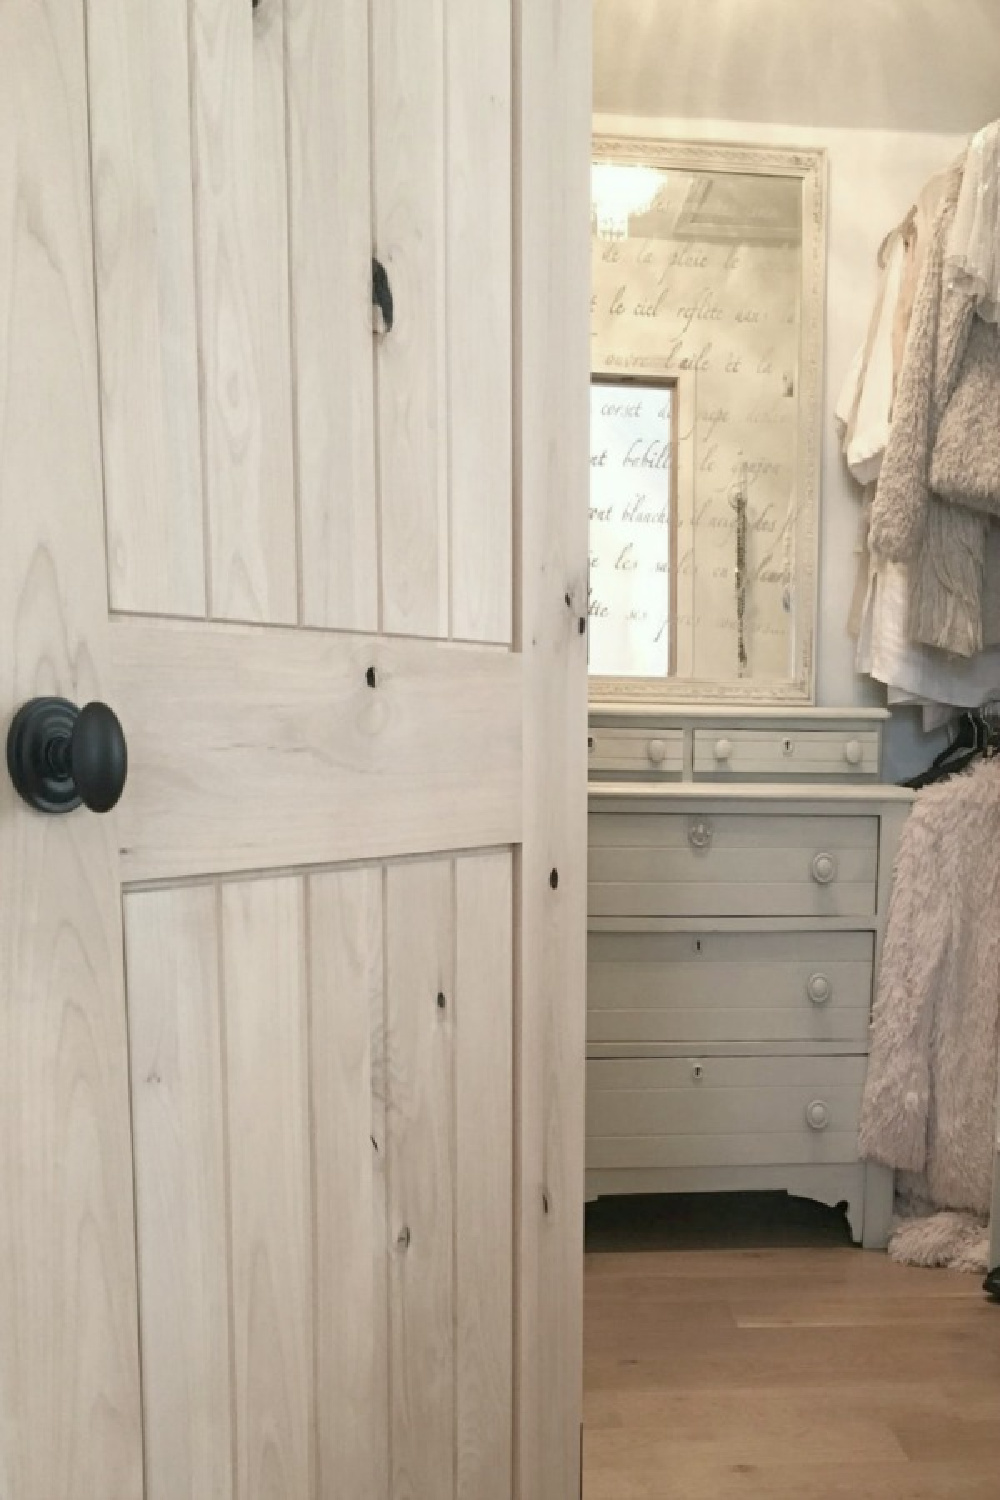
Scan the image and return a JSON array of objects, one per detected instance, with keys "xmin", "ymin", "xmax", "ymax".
[{"xmin": 0, "ymin": 3, "xmax": 589, "ymax": 1499}]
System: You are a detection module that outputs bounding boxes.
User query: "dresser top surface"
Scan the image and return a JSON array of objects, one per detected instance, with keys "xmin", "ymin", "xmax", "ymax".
[
  {"xmin": 589, "ymin": 780, "xmax": 916, "ymax": 807},
  {"xmin": 589, "ymin": 705, "xmax": 890, "ymax": 726}
]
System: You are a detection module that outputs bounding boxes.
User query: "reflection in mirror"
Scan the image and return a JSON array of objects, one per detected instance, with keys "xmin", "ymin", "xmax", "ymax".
[
  {"xmin": 589, "ymin": 376, "xmax": 676, "ymax": 678},
  {"xmin": 589, "ymin": 139, "xmax": 825, "ymax": 704}
]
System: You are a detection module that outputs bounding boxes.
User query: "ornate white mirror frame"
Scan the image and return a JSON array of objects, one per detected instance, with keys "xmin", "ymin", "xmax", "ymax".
[{"xmin": 589, "ymin": 135, "xmax": 827, "ymax": 706}]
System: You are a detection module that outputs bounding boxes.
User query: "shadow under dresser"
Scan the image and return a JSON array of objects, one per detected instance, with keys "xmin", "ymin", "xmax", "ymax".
[{"xmin": 586, "ymin": 706, "xmax": 915, "ymax": 1248}]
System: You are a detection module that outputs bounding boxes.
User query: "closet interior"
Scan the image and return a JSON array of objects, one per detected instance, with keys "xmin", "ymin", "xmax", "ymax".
[{"xmin": 585, "ymin": 3, "xmax": 1000, "ymax": 1494}]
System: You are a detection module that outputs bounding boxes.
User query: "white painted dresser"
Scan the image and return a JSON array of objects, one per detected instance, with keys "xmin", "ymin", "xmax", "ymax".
[{"xmin": 586, "ymin": 705, "xmax": 914, "ymax": 1247}]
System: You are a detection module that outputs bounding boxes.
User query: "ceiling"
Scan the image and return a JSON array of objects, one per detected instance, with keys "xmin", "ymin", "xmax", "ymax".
[{"xmin": 594, "ymin": 0, "xmax": 1000, "ymax": 135}]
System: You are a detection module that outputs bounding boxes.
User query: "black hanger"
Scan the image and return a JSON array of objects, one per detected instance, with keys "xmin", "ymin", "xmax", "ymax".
[{"xmin": 904, "ymin": 710, "xmax": 990, "ymax": 790}]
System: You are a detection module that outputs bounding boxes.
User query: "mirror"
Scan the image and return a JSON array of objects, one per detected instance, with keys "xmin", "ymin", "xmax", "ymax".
[{"xmin": 589, "ymin": 137, "xmax": 826, "ymax": 704}]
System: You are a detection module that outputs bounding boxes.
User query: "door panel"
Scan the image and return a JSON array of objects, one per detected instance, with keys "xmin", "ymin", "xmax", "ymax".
[
  {"xmin": 125, "ymin": 887, "xmax": 232, "ymax": 1500},
  {"xmin": 286, "ymin": 0, "xmax": 377, "ymax": 633},
  {"xmin": 3, "ymin": 1, "xmax": 587, "ymax": 1497},
  {"xmin": 373, "ymin": 0, "xmax": 514, "ymax": 645},
  {"xmin": 310, "ymin": 868, "xmax": 384, "ymax": 1500},
  {"xmin": 222, "ymin": 877, "xmax": 313, "ymax": 1500},
  {"xmin": 372, "ymin": 0, "xmax": 449, "ymax": 639},
  {"xmin": 86, "ymin": 0, "xmax": 207, "ymax": 618},
  {"xmin": 455, "ymin": 854, "xmax": 514, "ymax": 1500},
  {"xmin": 191, "ymin": 0, "xmax": 297, "ymax": 625},
  {"xmin": 126, "ymin": 855, "xmax": 511, "ymax": 1500},
  {"xmin": 445, "ymin": 0, "xmax": 513, "ymax": 646},
  {"xmin": 90, "ymin": 0, "xmax": 513, "ymax": 646},
  {"xmin": 386, "ymin": 860, "xmax": 456, "ymax": 1497}
]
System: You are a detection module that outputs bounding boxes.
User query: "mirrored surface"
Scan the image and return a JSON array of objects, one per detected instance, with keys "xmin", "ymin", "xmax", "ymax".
[{"xmin": 589, "ymin": 138, "xmax": 825, "ymax": 704}]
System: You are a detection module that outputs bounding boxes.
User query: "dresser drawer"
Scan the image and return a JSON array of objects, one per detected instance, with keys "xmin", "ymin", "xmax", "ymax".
[
  {"xmin": 588, "ymin": 812, "xmax": 879, "ymax": 918},
  {"xmin": 587, "ymin": 930, "xmax": 874, "ymax": 1046},
  {"xmin": 586, "ymin": 1055, "xmax": 867, "ymax": 1169},
  {"xmin": 588, "ymin": 726, "xmax": 684, "ymax": 776},
  {"xmin": 693, "ymin": 728, "xmax": 880, "ymax": 778}
]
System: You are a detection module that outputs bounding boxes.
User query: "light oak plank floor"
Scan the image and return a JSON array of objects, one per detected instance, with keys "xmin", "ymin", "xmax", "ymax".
[{"xmin": 584, "ymin": 1195, "xmax": 1000, "ymax": 1500}]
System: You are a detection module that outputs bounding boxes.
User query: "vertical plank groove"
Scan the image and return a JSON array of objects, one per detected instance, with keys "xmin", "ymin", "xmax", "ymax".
[
  {"xmin": 375, "ymin": 863, "xmax": 392, "ymax": 1500},
  {"xmin": 304, "ymin": 878, "xmax": 319, "ymax": 1500},
  {"xmin": 451, "ymin": 857, "xmax": 460, "ymax": 1500},
  {"xmin": 189, "ymin": 0, "xmax": 215, "ymax": 623},
  {"xmin": 215, "ymin": 881, "xmax": 241, "ymax": 1500},
  {"xmin": 281, "ymin": 11, "xmax": 305, "ymax": 633},
  {"xmin": 442, "ymin": 7, "xmax": 454, "ymax": 648},
  {"xmin": 119, "ymin": 893, "xmax": 151, "ymax": 1500}
]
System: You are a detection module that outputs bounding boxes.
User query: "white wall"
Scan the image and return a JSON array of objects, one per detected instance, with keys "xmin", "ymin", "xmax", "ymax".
[{"xmin": 595, "ymin": 0, "xmax": 1000, "ymax": 779}]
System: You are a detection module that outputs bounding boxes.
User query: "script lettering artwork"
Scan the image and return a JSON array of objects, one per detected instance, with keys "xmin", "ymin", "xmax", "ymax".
[
  {"xmin": 589, "ymin": 385, "xmax": 674, "ymax": 678},
  {"xmin": 591, "ymin": 165, "xmax": 801, "ymax": 683}
]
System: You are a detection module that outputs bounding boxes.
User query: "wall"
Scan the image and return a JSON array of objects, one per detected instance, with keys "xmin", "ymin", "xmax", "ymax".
[{"xmin": 594, "ymin": 0, "xmax": 1000, "ymax": 779}]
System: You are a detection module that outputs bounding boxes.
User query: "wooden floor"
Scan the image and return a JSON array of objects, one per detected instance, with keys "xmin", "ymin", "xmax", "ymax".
[{"xmin": 583, "ymin": 1195, "xmax": 1000, "ymax": 1499}]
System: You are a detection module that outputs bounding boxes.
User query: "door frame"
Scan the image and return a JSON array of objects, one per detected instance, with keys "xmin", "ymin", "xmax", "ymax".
[{"xmin": 514, "ymin": 4, "xmax": 591, "ymax": 1496}]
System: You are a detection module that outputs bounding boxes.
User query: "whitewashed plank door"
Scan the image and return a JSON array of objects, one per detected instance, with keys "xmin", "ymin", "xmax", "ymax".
[{"xmin": 0, "ymin": 3, "xmax": 589, "ymax": 1500}]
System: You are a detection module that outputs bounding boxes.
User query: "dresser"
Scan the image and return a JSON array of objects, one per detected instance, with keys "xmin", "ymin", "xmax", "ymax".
[{"xmin": 586, "ymin": 705, "xmax": 914, "ymax": 1248}]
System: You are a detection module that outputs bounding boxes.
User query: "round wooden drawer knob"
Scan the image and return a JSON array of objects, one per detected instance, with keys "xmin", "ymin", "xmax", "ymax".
[
  {"xmin": 648, "ymin": 738, "xmax": 667, "ymax": 765},
  {"xmin": 811, "ymin": 852, "xmax": 837, "ymax": 885},
  {"xmin": 807, "ymin": 973, "xmax": 832, "ymax": 1005},
  {"xmin": 844, "ymin": 738, "xmax": 864, "ymax": 767},
  {"xmin": 713, "ymin": 737, "xmax": 733, "ymax": 762},
  {"xmin": 806, "ymin": 1100, "xmax": 830, "ymax": 1132}
]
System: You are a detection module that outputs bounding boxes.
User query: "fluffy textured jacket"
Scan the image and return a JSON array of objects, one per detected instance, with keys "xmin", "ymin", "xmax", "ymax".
[
  {"xmin": 859, "ymin": 759, "xmax": 1000, "ymax": 1218},
  {"xmin": 868, "ymin": 196, "xmax": 989, "ymax": 657}
]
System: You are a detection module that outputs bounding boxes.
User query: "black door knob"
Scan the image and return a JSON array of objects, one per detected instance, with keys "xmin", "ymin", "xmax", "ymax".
[{"xmin": 6, "ymin": 697, "xmax": 128, "ymax": 814}]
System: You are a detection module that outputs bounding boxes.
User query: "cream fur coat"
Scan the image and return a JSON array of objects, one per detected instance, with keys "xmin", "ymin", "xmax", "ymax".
[
  {"xmin": 860, "ymin": 760, "xmax": 1000, "ymax": 1265},
  {"xmin": 868, "ymin": 195, "xmax": 993, "ymax": 657}
]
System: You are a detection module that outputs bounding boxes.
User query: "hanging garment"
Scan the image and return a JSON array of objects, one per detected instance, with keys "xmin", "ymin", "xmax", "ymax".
[
  {"xmin": 894, "ymin": 158, "xmax": 966, "ymax": 377},
  {"xmin": 856, "ymin": 553, "xmax": 1000, "ymax": 710},
  {"xmin": 859, "ymin": 759, "xmax": 1000, "ymax": 1271},
  {"xmin": 835, "ymin": 229, "xmax": 907, "ymax": 485},
  {"xmin": 869, "ymin": 194, "xmax": 989, "ymax": 657},
  {"xmin": 945, "ymin": 120, "xmax": 1000, "ymax": 325},
  {"xmin": 931, "ymin": 314, "xmax": 1000, "ymax": 514},
  {"xmin": 844, "ymin": 160, "xmax": 995, "ymax": 716}
]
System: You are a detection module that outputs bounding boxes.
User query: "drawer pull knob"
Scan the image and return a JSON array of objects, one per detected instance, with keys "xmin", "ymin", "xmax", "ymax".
[
  {"xmin": 811, "ymin": 852, "xmax": 837, "ymax": 885},
  {"xmin": 648, "ymin": 738, "xmax": 667, "ymax": 765},
  {"xmin": 713, "ymin": 737, "xmax": 733, "ymax": 763},
  {"xmin": 844, "ymin": 738, "xmax": 864, "ymax": 767},
  {"xmin": 688, "ymin": 816, "xmax": 713, "ymax": 850},
  {"xmin": 806, "ymin": 1100, "xmax": 830, "ymax": 1132},
  {"xmin": 807, "ymin": 973, "xmax": 832, "ymax": 1005},
  {"xmin": 691, "ymin": 1062, "xmax": 704, "ymax": 1082}
]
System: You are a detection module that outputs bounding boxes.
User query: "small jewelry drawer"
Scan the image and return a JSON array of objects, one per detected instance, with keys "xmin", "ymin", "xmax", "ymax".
[
  {"xmin": 693, "ymin": 728, "xmax": 880, "ymax": 778},
  {"xmin": 587, "ymin": 929, "xmax": 874, "ymax": 1046},
  {"xmin": 588, "ymin": 726, "xmax": 684, "ymax": 776},
  {"xmin": 585, "ymin": 1054, "xmax": 868, "ymax": 1170},
  {"xmin": 588, "ymin": 811, "xmax": 879, "ymax": 919}
]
